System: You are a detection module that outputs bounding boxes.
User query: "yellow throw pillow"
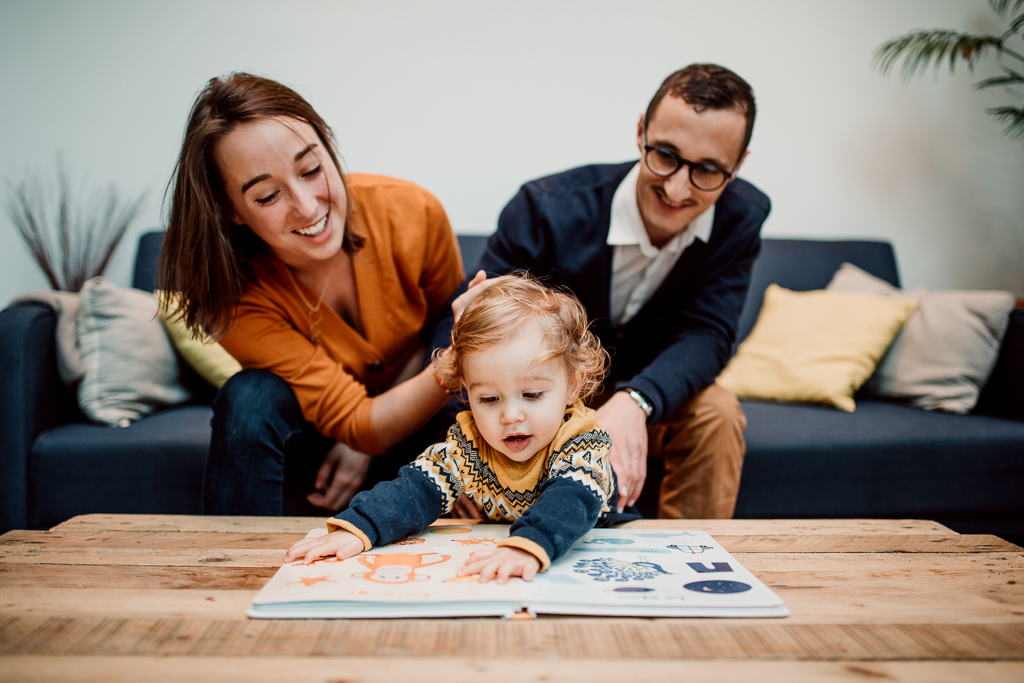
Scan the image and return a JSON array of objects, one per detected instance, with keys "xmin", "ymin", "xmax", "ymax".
[
  {"xmin": 155, "ymin": 291, "xmax": 242, "ymax": 389},
  {"xmin": 716, "ymin": 285, "xmax": 918, "ymax": 412}
]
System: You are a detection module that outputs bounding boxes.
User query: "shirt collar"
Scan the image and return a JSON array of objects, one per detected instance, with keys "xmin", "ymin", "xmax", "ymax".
[{"xmin": 607, "ymin": 162, "xmax": 715, "ymax": 257}]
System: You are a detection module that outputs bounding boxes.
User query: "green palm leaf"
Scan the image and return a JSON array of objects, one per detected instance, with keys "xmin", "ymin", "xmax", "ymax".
[
  {"xmin": 877, "ymin": 2, "xmax": 1024, "ymax": 145},
  {"xmin": 875, "ymin": 31, "xmax": 1004, "ymax": 79},
  {"xmin": 989, "ymin": 0, "xmax": 1024, "ymax": 18},
  {"xmin": 975, "ymin": 66, "xmax": 1024, "ymax": 90},
  {"xmin": 988, "ymin": 106, "xmax": 1024, "ymax": 139},
  {"xmin": 1008, "ymin": 12, "xmax": 1024, "ymax": 36}
]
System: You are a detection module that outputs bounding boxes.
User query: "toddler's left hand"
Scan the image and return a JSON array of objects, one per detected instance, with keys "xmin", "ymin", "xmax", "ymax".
[{"xmin": 457, "ymin": 546, "xmax": 540, "ymax": 584}]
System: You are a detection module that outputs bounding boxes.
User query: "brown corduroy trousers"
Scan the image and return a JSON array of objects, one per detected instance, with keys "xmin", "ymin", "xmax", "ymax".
[{"xmin": 646, "ymin": 384, "xmax": 746, "ymax": 519}]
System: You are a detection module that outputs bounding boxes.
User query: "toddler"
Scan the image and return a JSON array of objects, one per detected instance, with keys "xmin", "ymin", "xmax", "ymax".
[{"xmin": 285, "ymin": 275, "xmax": 622, "ymax": 583}]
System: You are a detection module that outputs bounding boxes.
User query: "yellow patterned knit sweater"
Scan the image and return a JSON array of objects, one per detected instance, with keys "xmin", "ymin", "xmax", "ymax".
[
  {"xmin": 329, "ymin": 400, "xmax": 616, "ymax": 570},
  {"xmin": 412, "ymin": 400, "xmax": 615, "ymax": 522}
]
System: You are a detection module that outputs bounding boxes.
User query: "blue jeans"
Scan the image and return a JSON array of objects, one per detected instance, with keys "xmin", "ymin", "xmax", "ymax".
[{"xmin": 204, "ymin": 369, "xmax": 457, "ymax": 516}]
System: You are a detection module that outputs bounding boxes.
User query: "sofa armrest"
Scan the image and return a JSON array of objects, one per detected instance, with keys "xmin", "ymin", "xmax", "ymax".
[
  {"xmin": 975, "ymin": 308, "xmax": 1024, "ymax": 422},
  {"xmin": 0, "ymin": 304, "xmax": 79, "ymax": 532}
]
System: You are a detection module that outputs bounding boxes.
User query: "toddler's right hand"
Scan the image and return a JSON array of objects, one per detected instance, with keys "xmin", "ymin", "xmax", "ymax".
[{"xmin": 284, "ymin": 529, "xmax": 364, "ymax": 565}]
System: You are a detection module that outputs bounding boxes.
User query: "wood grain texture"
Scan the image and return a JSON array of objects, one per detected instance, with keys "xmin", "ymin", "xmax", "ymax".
[
  {"xmin": 1, "ymin": 656, "xmax": 1022, "ymax": 683},
  {"xmin": 49, "ymin": 515, "xmax": 479, "ymax": 534},
  {"xmin": 0, "ymin": 530, "xmax": 301, "ymax": 549},
  {"xmin": 2, "ymin": 515, "xmax": 1022, "ymax": 682},
  {"xmin": 0, "ymin": 615, "xmax": 1022, "ymax": 660},
  {"xmin": 0, "ymin": 547, "xmax": 285, "ymax": 567},
  {"xmin": 4, "ymin": 572, "xmax": 1018, "ymax": 625},
  {"xmin": 8, "ymin": 530, "xmax": 1014, "ymax": 554},
  {"xmin": 50, "ymin": 514, "xmax": 954, "ymax": 535},
  {"xmin": 619, "ymin": 518, "xmax": 957, "ymax": 535}
]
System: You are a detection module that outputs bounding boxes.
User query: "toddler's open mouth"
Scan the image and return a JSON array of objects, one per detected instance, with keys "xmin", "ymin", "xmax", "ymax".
[{"xmin": 503, "ymin": 433, "xmax": 532, "ymax": 452}]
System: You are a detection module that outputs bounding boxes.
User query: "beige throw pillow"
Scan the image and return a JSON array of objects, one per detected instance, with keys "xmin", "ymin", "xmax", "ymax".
[
  {"xmin": 716, "ymin": 284, "xmax": 918, "ymax": 412},
  {"xmin": 77, "ymin": 277, "xmax": 191, "ymax": 427},
  {"xmin": 156, "ymin": 291, "xmax": 242, "ymax": 389},
  {"xmin": 827, "ymin": 262, "xmax": 1015, "ymax": 413}
]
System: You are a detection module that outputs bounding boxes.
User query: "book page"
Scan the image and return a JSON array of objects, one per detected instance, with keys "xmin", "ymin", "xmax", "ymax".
[
  {"xmin": 251, "ymin": 524, "xmax": 521, "ymax": 616},
  {"xmin": 521, "ymin": 528, "xmax": 786, "ymax": 616},
  {"xmin": 250, "ymin": 525, "xmax": 787, "ymax": 618}
]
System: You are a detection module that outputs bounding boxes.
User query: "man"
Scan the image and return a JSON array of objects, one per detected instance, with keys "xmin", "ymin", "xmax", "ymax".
[{"xmin": 444, "ymin": 63, "xmax": 769, "ymax": 519}]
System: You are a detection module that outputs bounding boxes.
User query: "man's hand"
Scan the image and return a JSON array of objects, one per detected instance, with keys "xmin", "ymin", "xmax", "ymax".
[
  {"xmin": 284, "ymin": 529, "xmax": 364, "ymax": 565},
  {"xmin": 596, "ymin": 391, "xmax": 649, "ymax": 511},
  {"xmin": 458, "ymin": 546, "xmax": 541, "ymax": 584},
  {"xmin": 307, "ymin": 442, "xmax": 372, "ymax": 512}
]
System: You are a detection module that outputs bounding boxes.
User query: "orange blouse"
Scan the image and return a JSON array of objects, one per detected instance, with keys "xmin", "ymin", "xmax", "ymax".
[{"xmin": 219, "ymin": 174, "xmax": 464, "ymax": 455}]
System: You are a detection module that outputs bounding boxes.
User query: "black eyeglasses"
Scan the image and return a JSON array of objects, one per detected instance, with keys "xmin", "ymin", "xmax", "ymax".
[{"xmin": 641, "ymin": 134, "xmax": 736, "ymax": 192}]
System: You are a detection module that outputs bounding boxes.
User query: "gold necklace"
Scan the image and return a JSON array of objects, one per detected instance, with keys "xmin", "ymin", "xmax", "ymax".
[{"xmin": 286, "ymin": 262, "xmax": 334, "ymax": 345}]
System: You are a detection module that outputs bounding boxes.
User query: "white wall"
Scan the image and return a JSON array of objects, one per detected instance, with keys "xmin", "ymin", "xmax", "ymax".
[{"xmin": 1, "ymin": 0, "xmax": 1022, "ymax": 306}]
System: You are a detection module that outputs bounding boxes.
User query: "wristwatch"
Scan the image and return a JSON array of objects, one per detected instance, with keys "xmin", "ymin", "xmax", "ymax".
[{"xmin": 621, "ymin": 388, "xmax": 654, "ymax": 418}]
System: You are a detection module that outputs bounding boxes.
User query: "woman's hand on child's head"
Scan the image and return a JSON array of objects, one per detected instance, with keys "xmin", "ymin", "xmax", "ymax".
[
  {"xmin": 457, "ymin": 546, "xmax": 541, "ymax": 584},
  {"xmin": 284, "ymin": 530, "xmax": 364, "ymax": 565},
  {"xmin": 451, "ymin": 270, "xmax": 493, "ymax": 324}
]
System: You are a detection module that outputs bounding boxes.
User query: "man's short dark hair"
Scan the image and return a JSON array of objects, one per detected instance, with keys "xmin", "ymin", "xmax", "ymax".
[{"xmin": 645, "ymin": 64, "xmax": 757, "ymax": 157}]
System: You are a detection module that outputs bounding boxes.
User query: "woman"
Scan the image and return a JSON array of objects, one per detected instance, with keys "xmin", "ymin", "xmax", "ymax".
[{"xmin": 160, "ymin": 73, "xmax": 480, "ymax": 516}]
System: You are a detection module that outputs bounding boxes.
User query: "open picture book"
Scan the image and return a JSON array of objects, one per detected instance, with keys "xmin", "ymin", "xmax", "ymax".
[{"xmin": 249, "ymin": 524, "xmax": 788, "ymax": 618}]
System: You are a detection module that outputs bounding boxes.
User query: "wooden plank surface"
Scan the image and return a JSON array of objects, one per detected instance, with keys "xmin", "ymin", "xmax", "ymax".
[
  {"xmin": 0, "ymin": 553, "xmax": 1021, "ymax": 624},
  {"xmin": 2, "ymin": 574, "xmax": 1020, "ymax": 625},
  {"xmin": 8, "ymin": 530, "xmax": 1015, "ymax": 554},
  {"xmin": 2, "ymin": 541, "xmax": 1018, "ymax": 568},
  {"xmin": 2, "ymin": 656, "xmax": 1022, "ymax": 683},
  {"xmin": 2, "ymin": 515, "xmax": 1023, "ymax": 682},
  {"xmin": 49, "ymin": 515, "xmax": 480, "ymax": 534},
  {"xmin": 3, "ymin": 548, "xmax": 1021, "ymax": 588},
  {"xmin": 0, "ymin": 615, "xmax": 1022, "ymax": 660},
  {"xmin": 0, "ymin": 530, "xmax": 303, "ymax": 550},
  {"xmin": 51, "ymin": 514, "xmax": 956, "ymax": 535}
]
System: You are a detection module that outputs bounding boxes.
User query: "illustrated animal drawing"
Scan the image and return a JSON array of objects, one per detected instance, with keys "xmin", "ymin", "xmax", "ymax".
[{"xmin": 352, "ymin": 553, "xmax": 451, "ymax": 584}]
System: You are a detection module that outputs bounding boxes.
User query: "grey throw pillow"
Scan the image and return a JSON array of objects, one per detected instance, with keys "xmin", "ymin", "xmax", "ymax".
[
  {"xmin": 826, "ymin": 263, "xmax": 1015, "ymax": 413},
  {"xmin": 77, "ymin": 277, "xmax": 191, "ymax": 426}
]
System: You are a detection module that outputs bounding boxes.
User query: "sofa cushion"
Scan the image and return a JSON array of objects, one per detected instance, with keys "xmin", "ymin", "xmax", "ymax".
[
  {"xmin": 29, "ymin": 405, "xmax": 211, "ymax": 529},
  {"xmin": 827, "ymin": 262, "xmax": 1015, "ymax": 413},
  {"xmin": 735, "ymin": 398, "xmax": 1024, "ymax": 519},
  {"xmin": 77, "ymin": 277, "xmax": 192, "ymax": 426},
  {"xmin": 717, "ymin": 285, "xmax": 918, "ymax": 412},
  {"xmin": 156, "ymin": 291, "xmax": 242, "ymax": 389},
  {"xmin": 737, "ymin": 239, "xmax": 900, "ymax": 344}
]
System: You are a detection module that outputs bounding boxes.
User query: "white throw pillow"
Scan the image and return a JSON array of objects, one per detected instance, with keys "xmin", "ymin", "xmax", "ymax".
[
  {"xmin": 826, "ymin": 263, "xmax": 1015, "ymax": 413},
  {"xmin": 77, "ymin": 277, "xmax": 191, "ymax": 426}
]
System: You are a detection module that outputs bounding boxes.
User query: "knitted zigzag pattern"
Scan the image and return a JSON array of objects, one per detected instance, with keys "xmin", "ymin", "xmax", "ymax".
[{"xmin": 410, "ymin": 411, "xmax": 615, "ymax": 521}]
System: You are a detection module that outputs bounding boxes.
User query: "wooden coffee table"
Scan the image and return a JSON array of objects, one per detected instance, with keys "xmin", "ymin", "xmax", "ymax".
[{"xmin": 1, "ymin": 515, "xmax": 1022, "ymax": 682}]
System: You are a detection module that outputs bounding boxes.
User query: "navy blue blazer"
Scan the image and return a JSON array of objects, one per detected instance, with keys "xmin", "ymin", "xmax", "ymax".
[{"xmin": 433, "ymin": 161, "xmax": 770, "ymax": 424}]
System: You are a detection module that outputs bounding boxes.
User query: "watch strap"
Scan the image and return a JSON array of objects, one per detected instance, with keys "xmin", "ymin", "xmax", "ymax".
[{"xmin": 623, "ymin": 388, "xmax": 654, "ymax": 418}]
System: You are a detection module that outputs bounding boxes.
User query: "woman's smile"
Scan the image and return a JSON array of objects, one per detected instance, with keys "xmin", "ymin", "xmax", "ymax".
[{"xmin": 295, "ymin": 213, "xmax": 329, "ymax": 238}]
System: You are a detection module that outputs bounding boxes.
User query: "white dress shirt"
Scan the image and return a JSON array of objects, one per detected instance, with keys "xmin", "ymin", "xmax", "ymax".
[{"xmin": 607, "ymin": 163, "xmax": 715, "ymax": 327}]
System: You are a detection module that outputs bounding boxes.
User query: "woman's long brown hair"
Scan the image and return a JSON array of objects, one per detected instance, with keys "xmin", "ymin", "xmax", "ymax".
[{"xmin": 160, "ymin": 72, "xmax": 364, "ymax": 339}]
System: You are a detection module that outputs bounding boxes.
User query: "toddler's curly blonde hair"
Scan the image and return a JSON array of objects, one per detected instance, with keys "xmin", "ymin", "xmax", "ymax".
[{"xmin": 433, "ymin": 274, "xmax": 608, "ymax": 401}]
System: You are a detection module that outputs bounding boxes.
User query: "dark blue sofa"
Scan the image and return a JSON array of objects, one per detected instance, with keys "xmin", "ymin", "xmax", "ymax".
[
  {"xmin": 729, "ymin": 241, "xmax": 1024, "ymax": 539},
  {"xmin": 2, "ymin": 233, "xmax": 1022, "ymax": 536}
]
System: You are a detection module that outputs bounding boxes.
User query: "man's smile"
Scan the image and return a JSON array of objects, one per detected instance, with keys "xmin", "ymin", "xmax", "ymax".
[{"xmin": 653, "ymin": 187, "xmax": 696, "ymax": 212}]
